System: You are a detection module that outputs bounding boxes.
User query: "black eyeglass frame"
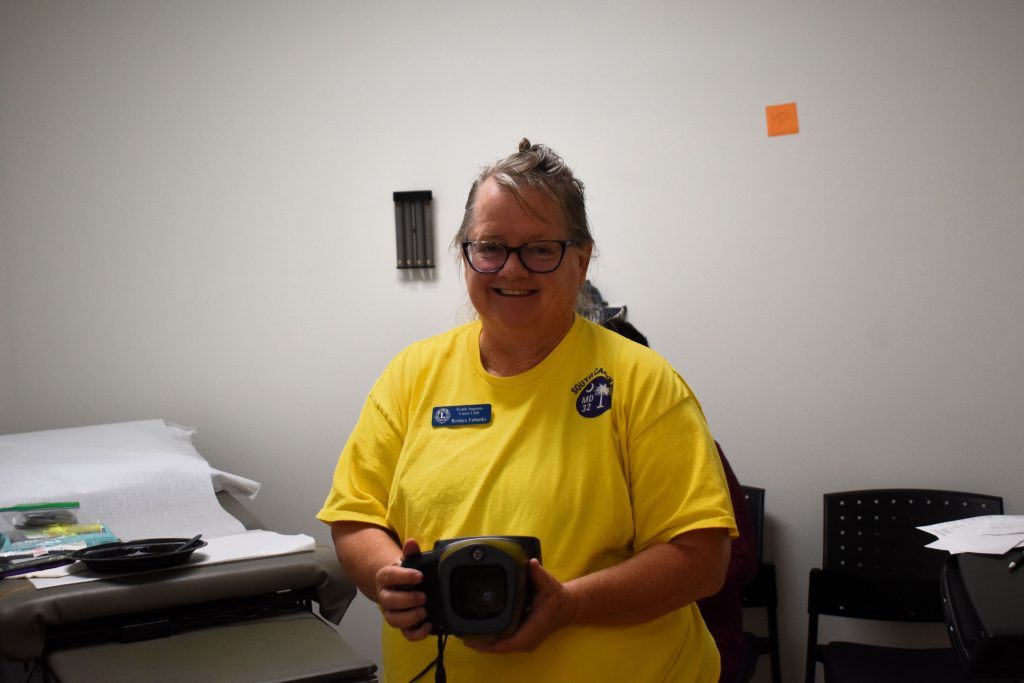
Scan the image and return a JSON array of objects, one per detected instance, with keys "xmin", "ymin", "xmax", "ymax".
[{"xmin": 461, "ymin": 240, "xmax": 576, "ymax": 274}]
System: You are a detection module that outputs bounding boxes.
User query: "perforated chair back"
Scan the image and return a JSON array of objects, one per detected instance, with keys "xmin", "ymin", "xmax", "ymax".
[
  {"xmin": 739, "ymin": 485, "xmax": 782, "ymax": 683},
  {"xmin": 742, "ymin": 486, "xmax": 766, "ymax": 564},
  {"xmin": 814, "ymin": 489, "xmax": 1003, "ymax": 623},
  {"xmin": 822, "ymin": 489, "xmax": 1002, "ymax": 579},
  {"xmin": 805, "ymin": 489, "xmax": 1005, "ymax": 683}
]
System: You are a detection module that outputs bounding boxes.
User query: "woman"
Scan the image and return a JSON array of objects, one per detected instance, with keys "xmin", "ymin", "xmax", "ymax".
[{"xmin": 318, "ymin": 139, "xmax": 736, "ymax": 682}]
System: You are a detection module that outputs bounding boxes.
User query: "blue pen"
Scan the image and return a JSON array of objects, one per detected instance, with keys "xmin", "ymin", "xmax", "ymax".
[{"xmin": 1, "ymin": 553, "xmax": 75, "ymax": 578}]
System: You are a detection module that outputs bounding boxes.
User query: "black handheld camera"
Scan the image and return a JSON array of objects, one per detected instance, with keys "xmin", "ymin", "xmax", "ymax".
[{"xmin": 400, "ymin": 535, "xmax": 542, "ymax": 640}]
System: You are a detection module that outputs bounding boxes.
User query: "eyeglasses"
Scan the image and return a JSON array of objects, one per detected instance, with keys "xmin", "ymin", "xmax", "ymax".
[{"xmin": 462, "ymin": 240, "xmax": 575, "ymax": 274}]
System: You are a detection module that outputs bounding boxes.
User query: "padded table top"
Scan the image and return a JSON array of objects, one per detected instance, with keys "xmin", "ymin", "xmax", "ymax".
[{"xmin": 0, "ymin": 546, "xmax": 355, "ymax": 661}]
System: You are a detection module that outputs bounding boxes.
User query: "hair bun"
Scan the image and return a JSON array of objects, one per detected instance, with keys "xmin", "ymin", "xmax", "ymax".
[{"xmin": 518, "ymin": 138, "xmax": 532, "ymax": 153}]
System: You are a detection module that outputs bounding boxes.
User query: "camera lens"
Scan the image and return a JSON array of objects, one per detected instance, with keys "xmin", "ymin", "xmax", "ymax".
[{"xmin": 450, "ymin": 565, "xmax": 507, "ymax": 619}]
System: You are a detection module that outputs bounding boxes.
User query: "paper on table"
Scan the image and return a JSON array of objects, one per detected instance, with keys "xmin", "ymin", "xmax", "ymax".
[
  {"xmin": 210, "ymin": 468, "xmax": 261, "ymax": 499},
  {"xmin": 23, "ymin": 529, "xmax": 315, "ymax": 589},
  {"xmin": 918, "ymin": 515, "xmax": 1024, "ymax": 555},
  {"xmin": 0, "ymin": 420, "xmax": 250, "ymax": 540}
]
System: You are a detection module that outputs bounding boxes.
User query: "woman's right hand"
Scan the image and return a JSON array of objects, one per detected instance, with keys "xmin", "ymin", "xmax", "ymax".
[{"xmin": 376, "ymin": 538, "xmax": 434, "ymax": 641}]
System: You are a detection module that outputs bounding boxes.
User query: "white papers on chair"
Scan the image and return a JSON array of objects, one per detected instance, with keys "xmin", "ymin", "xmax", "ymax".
[{"xmin": 917, "ymin": 515, "xmax": 1024, "ymax": 555}]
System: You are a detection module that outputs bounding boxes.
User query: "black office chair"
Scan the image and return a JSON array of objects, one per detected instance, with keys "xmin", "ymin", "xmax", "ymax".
[
  {"xmin": 805, "ymin": 488, "xmax": 1005, "ymax": 683},
  {"xmin": 738, "ymin": 486, "xmax": 782, "ymax": 683}
]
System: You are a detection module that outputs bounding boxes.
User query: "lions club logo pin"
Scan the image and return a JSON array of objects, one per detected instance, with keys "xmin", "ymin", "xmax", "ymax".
[{"xmin": 431, "ymin": 404, "xmax": 491, "ymax": 427}]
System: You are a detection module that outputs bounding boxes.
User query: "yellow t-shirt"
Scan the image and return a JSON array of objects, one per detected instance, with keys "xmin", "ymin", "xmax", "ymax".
[{"xmin": 318, "ymin": 316, "xmax": 736, "ymax": 682}]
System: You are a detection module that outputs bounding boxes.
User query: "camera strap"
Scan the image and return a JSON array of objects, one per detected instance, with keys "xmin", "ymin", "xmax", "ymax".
[{"xmin": 407, "ymin": 633, "xmax": 448, "ymax": 683}]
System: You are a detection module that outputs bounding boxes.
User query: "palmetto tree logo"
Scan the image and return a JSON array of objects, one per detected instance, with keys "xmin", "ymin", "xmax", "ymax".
[{"xmin": 576, "ymin": 377, "xmax": 612, "ymax": 418}]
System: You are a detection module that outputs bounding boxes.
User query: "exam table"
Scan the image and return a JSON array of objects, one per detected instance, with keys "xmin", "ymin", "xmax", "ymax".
[
  {"xmin": 0, "ymin": 421, "xmax": 377, "ymax": 682},
  {"xmin": 0, "ymin": 493, "xmax": 377, "ymax": 683}
]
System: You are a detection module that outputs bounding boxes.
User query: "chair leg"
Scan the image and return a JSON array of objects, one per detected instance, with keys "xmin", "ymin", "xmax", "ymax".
[
  {"xmin": 767, "ymin": 607, "xmax": 782, "ymax": 683},
  {"xmin": 805, "ymin": 613, "xmax": 819, "ymax": 683}
]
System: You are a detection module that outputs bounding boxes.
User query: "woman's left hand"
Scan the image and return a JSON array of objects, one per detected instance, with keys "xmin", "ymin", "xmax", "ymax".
[{"xmin": 462, "ymin": 558, "xmax": 577, "ymax": 654}]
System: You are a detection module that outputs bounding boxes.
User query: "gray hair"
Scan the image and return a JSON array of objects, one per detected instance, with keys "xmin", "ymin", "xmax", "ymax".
[{"xmin": 452, "ymin": 138, "xmax": 595, "ymax": 252}]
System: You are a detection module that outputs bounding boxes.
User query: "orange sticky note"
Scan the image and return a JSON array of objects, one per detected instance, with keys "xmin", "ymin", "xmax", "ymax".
[{"xmin": 766, "ymin": 102, "xmax": 799, "ymax": 137}]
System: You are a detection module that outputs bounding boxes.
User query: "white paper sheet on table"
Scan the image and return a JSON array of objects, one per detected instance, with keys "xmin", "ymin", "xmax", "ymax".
[
  {"xmin": 23, "ymin": 530, "xmax": 316, "ymax": 589},
  {"xmin": 0, "ymin": 419, "xmax": 257, "ymax": 540},
  {"xmin": 917, "ymin": 514, "xmax": 1024, "ymax": 554}
]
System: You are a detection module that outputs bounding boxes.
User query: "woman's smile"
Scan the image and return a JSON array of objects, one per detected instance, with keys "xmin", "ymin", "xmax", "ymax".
[{"xmin": 465, "ymin": 178, "xmax": 590, "ymax": 345}]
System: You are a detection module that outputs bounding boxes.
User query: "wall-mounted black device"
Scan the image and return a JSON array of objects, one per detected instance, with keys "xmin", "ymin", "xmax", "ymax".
[{"xmin": 393, "ymin": 190, "xmax": 434, "ymax": 269}]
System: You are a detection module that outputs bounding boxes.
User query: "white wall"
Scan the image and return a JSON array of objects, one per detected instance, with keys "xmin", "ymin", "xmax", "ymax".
[
  {"xmin": 2, "ymin": 1, "xmax": 1023, "ymax": 680},
  {"xmin": 0, "ymin": 225, "xmax": 11, "ymax": 428}
]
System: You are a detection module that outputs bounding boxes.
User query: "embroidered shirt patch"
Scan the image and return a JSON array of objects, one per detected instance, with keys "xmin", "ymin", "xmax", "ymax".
[{"xmin": 575, "ymin": 377, "xmax": 612, "ymax": 418}]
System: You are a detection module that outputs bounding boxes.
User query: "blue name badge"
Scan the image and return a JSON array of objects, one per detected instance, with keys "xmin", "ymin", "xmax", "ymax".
[{"xmin": 432, "ymin": 404, "xmax": 492, "ymax": 427}]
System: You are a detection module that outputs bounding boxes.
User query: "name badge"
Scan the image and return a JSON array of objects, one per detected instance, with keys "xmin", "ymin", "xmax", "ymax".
[{"xmin": 432, "ymin": 404, "xmax": 492, "ymax": 427}]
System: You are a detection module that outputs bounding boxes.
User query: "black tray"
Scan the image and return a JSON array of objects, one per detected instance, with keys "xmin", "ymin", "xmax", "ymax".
[{"xmin": 72, "ymin": 537, "xmax": 207, "ymax": 573}]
